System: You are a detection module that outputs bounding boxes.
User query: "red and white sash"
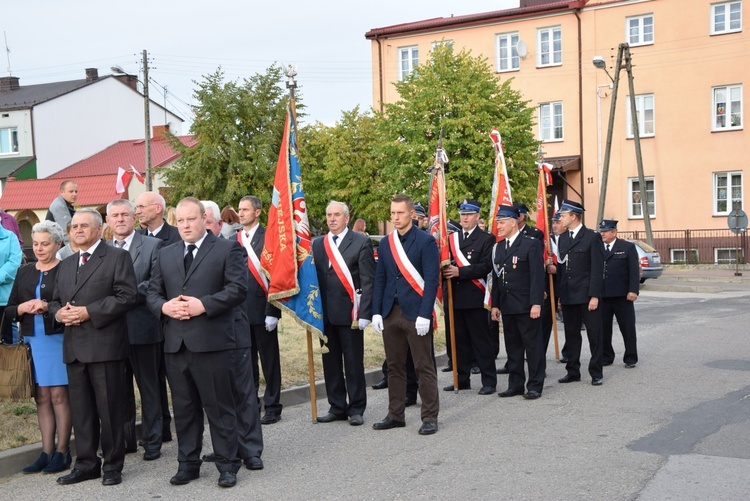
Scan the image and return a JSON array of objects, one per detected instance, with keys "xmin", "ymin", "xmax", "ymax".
[
  {"xmin": 387, "ymin": 230, "xmax": 439, "ymax": 327},
  {"xmin": 323, "ymin": 234, "xmax": 359, "ymax": 328},
  {"xmin": 449, "ymin": 232, "xmax": 491, "ymax": 310},
  {"xmin": 238, "ymin": 231, "xmax": 269, "ymax": 294}
]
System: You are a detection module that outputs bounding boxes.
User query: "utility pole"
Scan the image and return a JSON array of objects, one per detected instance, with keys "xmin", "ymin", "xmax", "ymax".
[{"xmin": 142, "ymin": 49, "xmax": 152, "ymax": 191}]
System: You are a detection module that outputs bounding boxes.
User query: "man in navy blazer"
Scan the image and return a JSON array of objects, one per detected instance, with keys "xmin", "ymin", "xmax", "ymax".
[
  {"xmin": 147, "ymin": 197, "xmax": 248, "ymax": 488},
  {"xmin": 599, "ymin": 219, "xmax": 640, "ymax": 368},
  {"xmin": 106, "ymin": 198, "xmax": 164, "ymax": 461},
  {"xmin": 371, "ymin": 194, "xmax": 439, "ymax": 435},
  {"xmin": 557, "ymin": 200, "xmax": 605, "ymax": 386},
  {"xmin": 313, "ymin": 201, "xmax": 375, "ymax": 426}
]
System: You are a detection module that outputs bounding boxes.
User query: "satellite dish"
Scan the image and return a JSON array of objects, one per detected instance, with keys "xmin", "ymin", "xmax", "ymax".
[{"xmin": 517, "ymin": 40, "xmax": 528, "ymax": 59}]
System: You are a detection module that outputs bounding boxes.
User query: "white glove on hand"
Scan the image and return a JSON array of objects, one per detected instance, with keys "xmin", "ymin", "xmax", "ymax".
[
  {"xmin": 371, "ymin": 314, "xmax": 383, "ymax": 335},
  {"xmin": 264, "ymin": 316, "xmax": 279, "ymax": 332},
  {"xmin": 358, "ymin": 319, "xmax": 371, "ymax": 331},
  {"xmin": 415, "ymin": 316, "xmax": 431, "ymax": 336}
]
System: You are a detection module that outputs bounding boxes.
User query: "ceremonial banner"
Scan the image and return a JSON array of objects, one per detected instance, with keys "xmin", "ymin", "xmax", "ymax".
[
  {"xmin": 536, "ymin": 162, "xmax": 554, "ymax": 262},
  {"xmin": 488, "ymin": 127, "xmax": 513, "ymax": 241},
  {"xmin": 428, "ymin": 143, "xmax": 450, "ymax": 311},
  {"xmin": 260, "ymin": 103, "xmax": 324, "ymax": 340}
]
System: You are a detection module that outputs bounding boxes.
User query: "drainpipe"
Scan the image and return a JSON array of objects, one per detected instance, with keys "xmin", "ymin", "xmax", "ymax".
[
  {"xmin": 375, "ymin": 36, "xmax": 384, "ymax": 113},
  {"xmin": 575, "ymin": 8, "xmax": 585, "ymax": 221}
]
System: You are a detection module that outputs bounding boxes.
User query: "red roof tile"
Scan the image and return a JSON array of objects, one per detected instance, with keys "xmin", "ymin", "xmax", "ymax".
[{"xmin": 1, "ymin": 175, "xmax": 124, "ymax": 211}]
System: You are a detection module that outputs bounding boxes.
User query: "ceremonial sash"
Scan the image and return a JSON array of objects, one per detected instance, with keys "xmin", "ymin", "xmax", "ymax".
[
  {"xmin": 449, "ymin": 232, "xmax": 490, "ymax": 310},
  {"xmin": 323, "ymin": 234, "xmax": 359, "ymax": 328},
  {"xmin": 387, "ymin": 231, "xmax": 438, "ymax": 327},
  {"xmin": 238, "ymin": 231, "xmax": 269, "ymax": 294}
]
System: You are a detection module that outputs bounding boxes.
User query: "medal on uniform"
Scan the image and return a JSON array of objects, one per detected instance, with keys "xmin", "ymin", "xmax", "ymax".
[{"xmin": 512, "ymin": 256, "xmax": 518, "ymax": 269}]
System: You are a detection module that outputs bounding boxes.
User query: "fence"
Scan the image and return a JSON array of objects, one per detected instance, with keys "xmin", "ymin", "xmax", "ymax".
[{"xmin": 617, "ymin": 229, "xmax": 748, "ymax": 265}]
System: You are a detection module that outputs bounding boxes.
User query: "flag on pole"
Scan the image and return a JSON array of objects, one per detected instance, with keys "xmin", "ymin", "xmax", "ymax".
[
  {"xmin": 536, "ymin": 162, "xmax": 554, "ymax": 262},
  {"xmin": 488, "ymin": 127, "xmax": 513, "ymax": 241},
  {"xmin": 428, "ymin": 147, "xmax": 450, "ymax": 310},
  {"xmin": 129, "ymin": 164, "xmax": 145, "ymax": 184},
  {"xmin": 115, "ymin": 166, "xmax": 131, "ymax": 195},
  {"xmin": 260, "ymin": 102, "xmax": 325, "ymax": 341}
]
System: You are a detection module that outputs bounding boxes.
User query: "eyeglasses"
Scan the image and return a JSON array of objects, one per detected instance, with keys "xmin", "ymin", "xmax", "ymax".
[{"xmin": 135, "ymin": 203, "xmax": 158, "ymax": 210}]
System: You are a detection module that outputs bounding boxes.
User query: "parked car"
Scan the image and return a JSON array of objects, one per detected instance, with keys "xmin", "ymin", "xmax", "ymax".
[
  {"xmin": 627, "ymin": 239, "xmax": 663, "ymax": 283},
  {"xmin": 370, "ymin": 235, "xmax": 384, "ymax": 262}
]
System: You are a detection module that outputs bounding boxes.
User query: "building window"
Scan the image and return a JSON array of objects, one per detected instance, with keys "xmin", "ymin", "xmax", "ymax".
[
  {"xmin": 496, "ymin": 32, "xmax": 520, "ymax": 72},
  {"xmin": 626, "ymin": 14, "xmax": 654, "ymax": 46},
  {"xmin": 398, "ymin": 46, "xmax": 419, "ymax": 81},
  {"xmin": 711, "ymin": 1, "xmax": 742, "ymax": 35},
  {"xmin": 0, "ymin": 127, "xmax": 19, "ymax": 154},
  {"xmin": 537, "ymin": 26, "xmax": 562, "ymax": 67},
  {"xmin": 715, "ymin": 247, "xmax": 744, "ymax": 264},
  {"xmin": 670, "ymin": 248, "xmax": 699, "ymax": 264},
  {"xmin": 713, "ymin": 171, "xmax": 743, "ymax": 214},
  {"xmin": 539, "ymin": 102, "xmax": 563, "ymax": 141},
  {"xmin": 626, "ymin": 94, "xmax": 655, "ymax": 137},
  {"xmin": 629, "ymin": 177, "xmax": 655, "ymax": 218},
  {"xmin": 713, "ymin": 85, "xmax": 742, "ymax": 130}
]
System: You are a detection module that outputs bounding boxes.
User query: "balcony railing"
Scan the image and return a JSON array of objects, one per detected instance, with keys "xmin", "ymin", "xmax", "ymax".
[{"xmin": 618, "ymin": 229, "xmax": 748, "ymax": 265}]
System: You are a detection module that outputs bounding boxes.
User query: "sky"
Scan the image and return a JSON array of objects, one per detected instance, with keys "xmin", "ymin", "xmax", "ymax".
[{"xmin": 3, "ymin": 1, "xmax": 519, "ymax": 130}]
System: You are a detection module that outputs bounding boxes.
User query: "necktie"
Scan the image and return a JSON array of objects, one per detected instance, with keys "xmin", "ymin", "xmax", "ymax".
[
  {"xmin": 184, "ymin": 244, "xmax": 196, "ymax": 272},
  {"xmin": 80, "ymin": 252, "xmax": 90, "ymax": 266},
  {"xmin": 245, "ymin": 232, "xmax": 250, "ymax": 240},
  {"xmin": 605, "ymin": 244, "xmax": 611, "ymax": 253},
  {"xmin": 114, "ymin": 240, "xmax": 125, "ymax": 249},
  {"xmin": 505, "ymin": 239, "xmax": 509, "ymax": 250},
  {"xmin": 569, "ymin": 231, "xmax": 574, "ymax": 239},
  {"xmin": 464, "ymin": 231, "xmax": 469, "ymax": 240},
  {"xmin": 148, "ymin": 232, "xmax": 154, "ymax": 237},
  {"xmin": 333, "ymin": 234, "xmax": 339, "ymax": 246}
]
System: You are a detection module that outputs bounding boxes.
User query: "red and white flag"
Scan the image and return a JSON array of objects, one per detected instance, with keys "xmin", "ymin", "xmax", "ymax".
[
  {"xmin": 115, "ymin": 166, "xmax": 132, "ymax": 195},
  {"xmin": 488, "ymin": 127, "xmax": 513, "ymax": 241},
  {"xmin": 536, "ymin": 162, "xmax": 554, "ymax": 262},
  {"xmin": 428, "ymin": 151, "xmax": 450, "ymax": 311},
  {"xmin": 129, "ymin": 164, "xmax": 145, "ymax": 184}
]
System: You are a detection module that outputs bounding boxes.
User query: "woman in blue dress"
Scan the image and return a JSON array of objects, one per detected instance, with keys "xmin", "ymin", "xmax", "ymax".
[{"xmin": 6, "ymin": 221, "xmax": 72, "ymax": 474}]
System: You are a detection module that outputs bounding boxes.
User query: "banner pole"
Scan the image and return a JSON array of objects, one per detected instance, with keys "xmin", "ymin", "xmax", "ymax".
[{"xmin": 306, "ymin": 329, "xmax": 318, "ymax": 423}]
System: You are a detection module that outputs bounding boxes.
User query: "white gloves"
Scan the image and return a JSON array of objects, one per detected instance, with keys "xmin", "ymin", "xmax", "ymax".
[
  {"xmin": 358, "ymin": 319, "xmax": 371, "ymax": 331},
  {"xmin": 371, "ymin": 314, "xmax": 383, "ymax": 334},
  {"xmin": 264, "ymin": 316, "xmax": 279, "ymax": 332},
  {"xmin": 415, "ymin": 316, "xmax": 431, "ymax": 336}
]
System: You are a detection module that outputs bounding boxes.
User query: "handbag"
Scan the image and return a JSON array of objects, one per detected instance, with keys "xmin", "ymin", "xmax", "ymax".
[{"xmin": 0, "ymin": 311, "xmax": 35, "ymax": 400}]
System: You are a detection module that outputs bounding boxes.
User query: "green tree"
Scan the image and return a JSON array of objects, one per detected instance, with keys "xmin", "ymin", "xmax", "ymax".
[{"xmin": 374, "ymin": 43, "xmax": 539, "ymax": 220}]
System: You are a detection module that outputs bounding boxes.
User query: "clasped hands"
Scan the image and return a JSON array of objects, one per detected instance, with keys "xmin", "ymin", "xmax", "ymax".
[
  {"xmin": 17, "ymin": 299, "xmax": 48, "ymax": 316},
  {"xmin": 55, "ymin": 302, "xmax": 90, "ymax": 326},
  {"xmin": 162, "ymin": 295, "xmax": 205, "ymax": 320}
]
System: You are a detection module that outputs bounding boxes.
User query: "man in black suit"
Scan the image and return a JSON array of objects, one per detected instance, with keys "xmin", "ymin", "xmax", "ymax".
[
  {"xmin": 599, "ymin": 219, "xmax": 640, "ymax": 368},
  {"xmin": 545, "ymin": 212, "xmax": 570, "ymax": 363},
  {"xmin": 147, "ymin": 197, "xmax": 248, "ymax": 488},
  {"xmin": 106, "ymin": 199, "xmax": 164, "ymax": 461},
  {"xmin": 556, "ymin": 200, "xmax": 605, "ymax": 386},
  {"xmin": 442, "ymin": 199, "xmax": 496, "ymax": 394},
  {"xmin": 515, "ymin": 203, "xmax": 545, "ymax": 242},
  {"xmin": 50, "ymin": 208, "xmax": 138, "ymax": 486},
  {"xmin": 313, "ymin": 201, "xmax": 375, "ymax": 426}
]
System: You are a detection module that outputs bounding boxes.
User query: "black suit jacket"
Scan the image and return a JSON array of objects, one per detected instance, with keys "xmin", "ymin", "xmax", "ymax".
[
  {"xmin": 491, "ymin": 234, "xmax": 545, "ymax": 315},
  {"xmin": 6, "ymin": 263, "xmax": 64, "ymax": 336},
  {"xmin": 602, "ymin": 238, "xmax": 640, "ymax": 298},
  {"xmin": 138, "ymin": 220, "xmax": 181, "ymax": 246},
  {"xmin": 312, "ymin": 230, "xmax": 375, "ymax": 326},
  {"xmin": 236, "ymin": 225, "xmax": 280, "ymax": 325},
  {"xmin": 520, "ymin": 224, "xmax": 544, "ymax": 242},
  {"xmin": 558, "ymin": 226, "xmax": 604, "ymax": 305},
  {"xmin": 147, "ymin": 231, "xmax": 248, "ymax": 353},
  {"xmin": 49, "ymin": 241, "xmax": 138, "ymax": 364},
  {"xmin": 448, "ymin": 228, "xmax": 494, "ymax": 310}
]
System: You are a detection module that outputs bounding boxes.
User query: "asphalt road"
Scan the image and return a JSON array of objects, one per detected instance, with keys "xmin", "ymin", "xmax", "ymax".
[{"xmin": 2, "ymin": 282, "xmax": 749, "ymax": 500}]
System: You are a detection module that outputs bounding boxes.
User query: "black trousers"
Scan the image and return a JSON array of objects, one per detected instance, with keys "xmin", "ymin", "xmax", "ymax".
[
  {"xmin": 454, "ymin": 307, "xmax": 497, "ymax": 388},
  {"xmin": 67, "ymin": 359, "xmax": 127, "ymax": 473},
  {"xmin": 157, "ymin": 340, "xmax": 172, "ymax": 437},
  {"xmin": 250, "ymin": 324, "xmax": 282, "ymax": 416},
  {"xmin": 232, "ymin": 342, "xmax": 263, "ymax": 459},
  {"xmin": 501, "ymin": 312, "xmax": 545, "ymax": 393},
  {"xmin": 561, "ymin": 303, "xmax": 603, "ymax": 379},
  {"xmin": 321, "ymin": 323, "xmax": 366, "ymax": 417},
  {"xmin": 124, "ymin": 342, "xmax": 163, "ymax": 453},
  {"xmin": 601, "ymin": 297, "xmax": 638, "ymax": 365}
]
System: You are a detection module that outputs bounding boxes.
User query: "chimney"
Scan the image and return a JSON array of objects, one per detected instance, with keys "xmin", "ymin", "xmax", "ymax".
[
  {"xmin": 0, "ymin": 76, "xmax": 20, "ymax": 92},
  {"xmin": 152, "ymin": 125, "xmax": 170, "ymax": 140},
  {"xmin": 85, "ymin": 68, "xmax": 99, "ymax": 82}
]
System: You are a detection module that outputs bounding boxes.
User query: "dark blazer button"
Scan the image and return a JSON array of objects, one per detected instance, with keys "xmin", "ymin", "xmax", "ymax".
[{"xmin": 41, "ymin": 284, "xmax": 46, "ymax": 288}]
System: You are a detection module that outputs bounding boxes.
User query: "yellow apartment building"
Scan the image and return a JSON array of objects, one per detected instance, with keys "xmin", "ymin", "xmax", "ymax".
[{"xmin": 366, "ymin": 0, "xmax": 748, "ymax": 264}]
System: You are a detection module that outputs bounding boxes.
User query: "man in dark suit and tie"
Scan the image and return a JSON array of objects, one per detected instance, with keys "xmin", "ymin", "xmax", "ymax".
[
  {"xmin": 556, "ymin": 200, "xmax": 605, "ymax": 386},
  {"xmin": 106, "ymin": 199, "xmax": 164, "ymax": 461},
  {"xmin": 50, "ymin": 208, "xmax": 138, "ymax": 486},
  {"xmin": 515, "ymin": 203, "xmax": 545, "ymax": 242},
  {"xmin": 371, "ymin": 194, "xmax": 439, "ymax": 435},
  {"xmin": 599, "ymin": 219, "xmax": 640, "ymax": 368},
  {"xmin": 147, "ymin": 197, "xmax": 248, "ymax": 488},
  {"xmin": 441, "ymin": 199, "xmax": 496, "ymax": 394},
  {"xmin": 313, "ymin": 201, "xmax": 375, "ymax": 426},
  {"xmin": 490, "ymin": 205, "xmax": 546, "ymax": 399}
]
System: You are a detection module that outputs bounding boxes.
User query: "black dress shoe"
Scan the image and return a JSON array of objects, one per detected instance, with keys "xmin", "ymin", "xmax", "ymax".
[
  {"xmin": 260, "ymin": 413, "xmax": 281, "ymax": 425},
  {"xmin": 418, "ymin": 421, "xmax": 438, "ymax": 435},
  {"xmin": 602, "ymin": 361, "xmax": 613, "ymax": 366},
  {"xmin": 102, "ymin": 471, "xmax": 122, "ymax": 486},
  {"xmin": 57, "ymin": 468, "xmax": 101, "ymax": 485},
  {"xmin": 348, "ymin": 414, "xmax": 364, "ymax": 426},
  {"xmin": 218, "ymin": 471, "xmax": 236, "ymax": 488},
  {"xmin": 404, "ymin": 396, "xmax": 417, "ymax": 407},
  {"xmin": 625, "ymin": 362, "xmax": 637, "ymax": 368},
  {"xmin": 498, "ymin": 387, "xmax": 524, "ymax": 397},
  {"xmin": 245, "ymin": 456, "xmax": 264, "ymax": 470},
  {"xmin": 202, "ymin": 452, "xmax": 216, "ymax": 462},
  {"xmin": 470, "ymin": 366, "xmax": 481, "ymax": 374},
  {"xmin": 371, "ymin": 378, "xmax": 388, "ymax": 390},
  {"xmin": 558, "ymin": 374, "xmax": 581, "ymax": 383},
  {"xmin": 496, "ymin": 366, "xmax": 510, "ymax": 375},
  {"xmin": 443, "ymin": 383, "xmax": 470, "ymax": 391},
  {"xmin": 592, "ymin": 378, "xmax": 603, "ymax": 386},
  {"xmin": 523, "ymin": 390, "xmax": 542, "ymax": 400},
  {"xmin": 558, "ymin": 357, "xmax": 569, "ymax": 364},
  {"xmin": 143, "ymin": 450, "xmax": 161, "ymax": 461},
  {"xmin": 125, "ymin": 446, "xmax": 138, "ymax": 454},
  {"xmin": 317, "ymin": 412, "xmax": 347, "ymax": 423},
  {"xmin": 372, "ymin": 417, "xmax": 406, "ymax": 430},
  {"xmin": 170, "ymin": 470, "xmax": 199, "ymax": 485},
  {"xmin": 478, "ymin": 386, "xmax": 496, "ymax": 395},
  {"xmin": 441, "ymin": 365, "xmax": 453, "ymax": 373}
]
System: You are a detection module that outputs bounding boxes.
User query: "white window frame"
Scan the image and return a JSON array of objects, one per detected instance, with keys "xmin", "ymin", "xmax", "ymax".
[
  {"xmin": 0, "ymin": 127, "xmax": 19, "ymax": 155},
  {"xmin": 714, "ymin": 247, "xmax": 744, "ymax": 264},
  {"xmin": 398, "ymin": 46, "xmax": 419, "ymax": 81},
  {"xmin": 537, "ymin": 26, "xmax": 562, "ymax": 67},
  {"xmin": 626, "ymin": 94, "xmax": 655, "ymax": 138},
  {"xmin": 539, "ymin": 101, "xmax": 564, "ymax": 142},
  {"xmin": 496, "ymin": 32, "xmax": 520, "ymax": 72},
  {"xmin": 713, "ymin": 171, "xmax": 743, "ymax": 215},
  {"xmin": 628, "ymin": 177, "xmax": 655, "ymax": 219},
  {"xmin": 711, "ymin": 1, "xmax": 742, "ymax": 35},
  {"xmin": 626, "ymin": 14, "xmax": 654, "ymax": 46},
  {"xmin": 712, "ymin": 84, "xmax": 743, "ymax": 130},
  {"xmin": 670, "ymin": 248, "xmax": 699, "ymax": 264}
]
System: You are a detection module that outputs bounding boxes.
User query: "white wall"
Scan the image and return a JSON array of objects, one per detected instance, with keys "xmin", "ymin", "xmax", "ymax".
[{"xmin": 0, "ymin": 109, "xmax": 33, "ymax": 157}]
